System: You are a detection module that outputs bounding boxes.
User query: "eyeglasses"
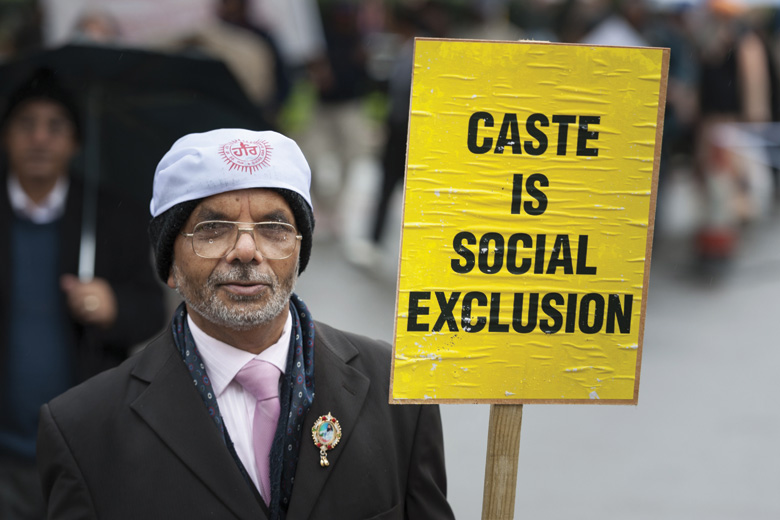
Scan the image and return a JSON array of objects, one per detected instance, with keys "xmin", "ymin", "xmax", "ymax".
[
  {"xmin": 9, "ymin": 114, "xmax": 75, "ymax": 138},
  {"xmin": 181, "ymin": 220, "xmax": 302, "ymax": 260}
]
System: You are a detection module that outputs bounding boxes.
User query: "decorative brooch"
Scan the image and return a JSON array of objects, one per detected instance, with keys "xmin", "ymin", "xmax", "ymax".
[{"xmin": 311, "ymin": 412, "xmax": 341, "ymax": 467}]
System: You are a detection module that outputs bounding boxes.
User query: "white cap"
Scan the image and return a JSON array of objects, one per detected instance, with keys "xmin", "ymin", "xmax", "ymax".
[{"xmin": 150, "ymin": 129, "xmax": 312, "ymax": 217}]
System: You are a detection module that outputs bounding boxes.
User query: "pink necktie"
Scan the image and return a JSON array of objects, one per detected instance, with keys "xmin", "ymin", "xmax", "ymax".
[{"xmin": 234, "ymin": 359, "xmax": 281, "ymax": 505}]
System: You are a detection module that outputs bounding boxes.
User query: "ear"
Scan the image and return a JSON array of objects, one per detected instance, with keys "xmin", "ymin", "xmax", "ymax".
[{"xmin": 166, "ymin": 267, "xmax": 176, "ymax": 289}]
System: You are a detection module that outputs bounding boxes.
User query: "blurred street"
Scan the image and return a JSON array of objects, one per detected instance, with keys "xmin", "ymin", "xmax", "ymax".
[{"xmin": 297, "ymin": 195, "xmax": 780, "ymax": 519}]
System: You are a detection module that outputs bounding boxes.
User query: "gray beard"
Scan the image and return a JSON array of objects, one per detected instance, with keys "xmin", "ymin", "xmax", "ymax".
[{"xmin": 173, "ymin": 261, "xmax": 298, "ymax": 331}]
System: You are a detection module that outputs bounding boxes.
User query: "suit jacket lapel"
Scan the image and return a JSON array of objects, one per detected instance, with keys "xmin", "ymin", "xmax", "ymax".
[
  {"xmin": 286, "ymin": 323, "xmax": 370, "ymax": 520},
  {"xmin": 130, "ymin": 333, "xmax": 266, "ymax": 520}
]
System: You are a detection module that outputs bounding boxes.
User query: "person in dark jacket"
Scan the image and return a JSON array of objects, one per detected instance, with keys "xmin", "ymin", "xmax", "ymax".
[{"xmin": 0, "ymin": 69, "xmax": 166, "ymax": 519}]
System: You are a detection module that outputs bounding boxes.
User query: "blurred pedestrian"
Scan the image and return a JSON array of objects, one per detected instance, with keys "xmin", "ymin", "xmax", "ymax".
[
  {"xmin": 0, "ymin": 69, "xmax": 166, "ymax": 518},
  {"xmin": 296, "ymin": 1, "xmax": 380, "ymax": 237},
  {"xmin": 368, "ymin": 5, "xmax": 417, "ymax": 253},
  {"xmin": 217, "ymin": 0, "xmax": 293, "ymax": 123},
  {"xmin": 156, "ymin": 13, "xmax": 278, "ymax": 118},
  {"xmin": 692, "ymin": 0, "xmax": 778, "ymax": 275},
  {"xmin": 4, "ymin": 0, "xmax": 44, "ymax": 58},
  {"xmin": 70, "ymin": 9, "xmax": 123, "ymax": 45},
  {"xmin": 37, "ymin": 129, "xmax": 454, "ymax": 519},
  {"xmin": 355, "ymin": 2, "xmax": 449, "ymax": 267}
]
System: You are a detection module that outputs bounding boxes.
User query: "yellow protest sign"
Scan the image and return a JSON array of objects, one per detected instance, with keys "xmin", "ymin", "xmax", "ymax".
[{"xmin": 390, "ymin": 38, "xmax": 668, "ymax": 404}]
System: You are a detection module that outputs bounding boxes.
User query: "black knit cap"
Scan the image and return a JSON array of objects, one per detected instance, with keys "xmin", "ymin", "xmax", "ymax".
[
  {"xmin": 148, "ymin": 188, "xmax": 314, "ymax": 283},
  {"xmin": 1, "ymin": 68, "xmax": 82, "ymax": 141}
]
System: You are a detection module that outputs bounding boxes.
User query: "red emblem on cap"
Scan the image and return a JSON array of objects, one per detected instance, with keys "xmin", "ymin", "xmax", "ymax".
[{"xmin": 219, "ymin": 139, "xmax": 273, "ymax": 173}]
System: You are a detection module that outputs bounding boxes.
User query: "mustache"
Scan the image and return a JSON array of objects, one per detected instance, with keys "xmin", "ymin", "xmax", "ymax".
[{"xmin": 208, "ymin": 265, "xmax": 277, "ymax": 286}]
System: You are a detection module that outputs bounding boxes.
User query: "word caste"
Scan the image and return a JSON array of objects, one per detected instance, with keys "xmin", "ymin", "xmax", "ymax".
[{"xmin": 466, "ymin": 111, "xmax": 601, "ymax": 157}]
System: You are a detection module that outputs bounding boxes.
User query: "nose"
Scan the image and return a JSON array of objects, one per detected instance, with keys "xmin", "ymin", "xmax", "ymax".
[
  {"xmin": 225, "ymin": 228, "xmax": 263, "ymax": 264},
  {"xmin": 30, "ymin": 122, "xmax": 51, "ymax": 144}
]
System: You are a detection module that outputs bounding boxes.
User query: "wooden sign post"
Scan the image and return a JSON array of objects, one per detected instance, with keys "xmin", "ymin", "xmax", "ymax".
[
  {"xmin": 483, "ymin": 404, "xmax": 523, "ymax": 519},
  {"xmin": 390, "ymin": 38, "xmax": 668, "ymax": 516}
]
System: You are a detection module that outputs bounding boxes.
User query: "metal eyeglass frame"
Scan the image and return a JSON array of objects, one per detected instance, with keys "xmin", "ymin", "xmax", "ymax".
[{"xmin": 181, "ymin": 220, "xmax": 302, "ymax": 259}]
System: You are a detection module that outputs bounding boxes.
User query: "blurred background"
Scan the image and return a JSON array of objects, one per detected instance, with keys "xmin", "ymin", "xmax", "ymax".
[{"xmin": 1, "ymin": 0, "xmax": 779, "ymax": 517}]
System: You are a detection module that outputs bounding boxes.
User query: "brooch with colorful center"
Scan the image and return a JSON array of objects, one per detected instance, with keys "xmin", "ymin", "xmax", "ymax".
[{"xmin": 311, "ymin": 412, "xmax": 341, "ymax": 467}]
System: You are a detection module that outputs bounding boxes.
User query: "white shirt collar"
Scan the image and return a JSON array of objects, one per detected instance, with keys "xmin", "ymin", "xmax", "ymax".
[
  {"xmin": 188, "ymin": 310, "xmax": 292, "ymax": 398},
  {"xmin": 7, "ymin": 174, "xmax": 69, "ymax": 224}
]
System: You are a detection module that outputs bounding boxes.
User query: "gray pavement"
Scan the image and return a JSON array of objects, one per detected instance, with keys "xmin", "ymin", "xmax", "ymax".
[{"xmin": 296, "ymin": 189, "xmax": 780, "ymax": 518}]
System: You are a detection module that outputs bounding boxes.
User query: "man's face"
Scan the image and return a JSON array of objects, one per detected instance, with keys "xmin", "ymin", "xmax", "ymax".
[
  {"xmin": 168, "ymin": 188, "xmax": 300, "ymax": 334},
  {"xmin": 2, "ymin": 99, "xmax": 79, "ymax": 184}
]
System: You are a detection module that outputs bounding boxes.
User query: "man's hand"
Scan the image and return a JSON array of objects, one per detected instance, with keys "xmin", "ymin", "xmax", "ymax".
[{"xmin": 60, "ymin": 274, "xmax": 118, "ymax": 328}]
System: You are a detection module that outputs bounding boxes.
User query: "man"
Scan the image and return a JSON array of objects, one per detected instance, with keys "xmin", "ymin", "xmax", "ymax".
[
  {"xmin": 0, "ymin": 69, "xmax": 166, "ymax": 518},
  {"xmin": 37, "ymin": 129, "xmax": 454, "ymax": 519}
]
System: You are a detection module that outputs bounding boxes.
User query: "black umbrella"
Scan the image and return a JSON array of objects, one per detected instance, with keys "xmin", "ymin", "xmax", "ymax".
[{"xmin": 0, "ymin": 43, "xmax": 270, "ymax": 279}]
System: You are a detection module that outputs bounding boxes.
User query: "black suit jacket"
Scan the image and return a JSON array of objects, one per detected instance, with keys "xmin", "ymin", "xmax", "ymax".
[
  {"xmin": 38, "ymin": 322, "xmax": 455, "ymax": 519},
  {"xmin": 0, "ymin": 173, "xmax": 166, "ymax": 394}
]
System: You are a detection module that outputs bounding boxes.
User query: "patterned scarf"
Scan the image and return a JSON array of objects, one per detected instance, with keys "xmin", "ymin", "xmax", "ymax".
[{"xmin": 171, "ymin": 293, "xmax": 316, "ymax": 520}]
